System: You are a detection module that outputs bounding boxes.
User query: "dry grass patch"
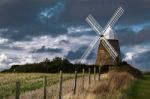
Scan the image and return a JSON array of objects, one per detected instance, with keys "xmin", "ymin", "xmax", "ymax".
[
  {"xmin": 92, "ymin": 72, "xmax": 135, "ymax": 99},
  {"xmin": 0, "ymin": 72, "xmax": 135, "ymax": 99},
  {"xmin": 65, "ymin": 72, "xmax": 135, "ymax": 99}
]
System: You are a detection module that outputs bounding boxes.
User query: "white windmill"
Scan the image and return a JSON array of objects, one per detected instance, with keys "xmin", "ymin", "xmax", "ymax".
[{"xmin": 78, "ymin": 7, "xmax": 124, "ymax": 66}]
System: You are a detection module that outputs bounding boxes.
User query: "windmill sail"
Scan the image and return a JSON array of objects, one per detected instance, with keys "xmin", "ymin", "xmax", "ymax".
[
  {"xmin": 78, "ymin": 7, "xmax": 123, "ymax": 65},
  {"xmin": 86, "ymin": 15, "xmax": 102, "ymax": 36},
  {"xmin": 102, "ymin": 7, "xmax": 124, "ymax": 35},
  {"xmin": 78, "ymin": 37, "xmax": 100, "ymax": 63}
]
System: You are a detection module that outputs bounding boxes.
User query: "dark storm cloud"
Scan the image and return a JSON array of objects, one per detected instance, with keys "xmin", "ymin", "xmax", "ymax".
[
  {"xmin": 66, "ymin": 46, "xmax": 86, "ymax": 60},
  {"xmin": 0, "ymin": 0, "xmax": 149, "ymax": 27},
  {"xmin": 0, "ymin": 0, "xmax": 56, "ymax": 26},
  {"xmin": 58, "ymin": 39, "xmax": 70, "ymax": 45},
  {"xmin": 31, "ymin": 46, "xmax": 63, "ymax": 53},
  {"xmin": 0, "ymin": 25, "xmax": 67, "ymax": 41},
  {"xmin": 118, "ymin": 25, "xmax": 150, "ymax": 46},
  {"xmin": 66, "ymin": 46, "xmax": 96, "ymax": 60},
  {"xmin": 0, "ymin": 0, "xmax": 149, "ymax": 71},
  {"xmin": 0, "ymin": 0, "xmax": 66, "ymax": 40},
  {"xmin": 59, "ymin": 0, "xmax": 150, "ymax": 26},
  {"xmin": 136, "ymin": 51, "xmax": 150, "ymax": 64},
  {"xmin": 121, "ymin": 0, "xmax": 150, "ymax": 25},
  {"xmin": 59, "ymin": 0, "xmax": 120, "ymax": 25},
  {"xmin": 134, "ymin": 51, "xmax": 150, "ymax": 70},
  {"xmin": 0, "ymin": 0, "xmax": 149, "ymax": 41}
]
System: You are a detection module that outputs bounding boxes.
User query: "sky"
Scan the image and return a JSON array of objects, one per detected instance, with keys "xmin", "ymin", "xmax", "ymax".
[{"xmin": 0, "ymin": 0, "xmax": 149, "ymax": 71}]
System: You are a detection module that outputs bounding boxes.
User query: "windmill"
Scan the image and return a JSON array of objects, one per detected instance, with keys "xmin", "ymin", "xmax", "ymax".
[{"xmin": 78, "ymin": 7, "xmax": 124, "ymax": 66}]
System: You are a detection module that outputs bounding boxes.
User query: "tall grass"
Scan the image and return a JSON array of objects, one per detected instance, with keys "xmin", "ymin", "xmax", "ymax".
[
  {"xmin": 0, "ymin": 73, "xmax": 76, "ymax": 98},
  {"xmin": 67, "ymin": 72, "xmax": 135, "ymax": 99},
  {"xmin": 0, "ymin": 72, "xmax": 135, "ymax": 99},
  {"xmin": 92, "ymin": 72, "xmax": 135, "ymax": 99}
]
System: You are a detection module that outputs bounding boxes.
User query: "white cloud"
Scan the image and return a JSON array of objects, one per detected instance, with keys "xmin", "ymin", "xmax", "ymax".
[
  {"xmin": 0, "ymin": 37, "xmax": 9, "ymax": 44},
  {"xmin": 115, "ymin": 23, "xmax": 150, "ymax": 33},
  {"xmin": 122, "ymin": 43, "xmax": 150, "ymax": 61},
  {"xmin": 67, "ymin": 26, "xmax": 92, "ymax": 34},
  {"xmin": 0, "ymin": 28, "xmax": 8, "ymax": 32},
  {"xmin": 0, "ymin": 29, "xmax": 149, "ymax": 72},
  {"xmin": 39, "ymin": 2, "xmax": 64, "ymax": 20},
  {"xmin": 124, "ymin": 52, "xmax": 135, "ymax": 61},
  {"xmin": 121, "ymin": 43, "xmax": 150, "ymax": 71},
  {"xmin": 0, "ymin": 53, "xmax": 7, "ymax": 62},
  {"xmin": 3, "ymin": 25, "xmax": 150, "ymax": 71},
  {"xmin": 0, "ymin": 53, "xmax": 9, "ymax": 70},
  {"xmin": 0, "ymin": 33, "xmax": 98, "ymax": 71}
]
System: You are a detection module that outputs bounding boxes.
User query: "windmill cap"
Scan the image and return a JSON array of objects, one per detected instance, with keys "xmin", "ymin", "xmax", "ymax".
[{"xmin": 103, "ymin": 26, "xmax": 118, "ymax": 40}]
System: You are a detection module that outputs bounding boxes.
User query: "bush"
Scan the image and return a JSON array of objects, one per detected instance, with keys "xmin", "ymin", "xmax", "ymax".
[{"xmin": 2, "ymin": 57, "xmax": 141, "ymax": 76}]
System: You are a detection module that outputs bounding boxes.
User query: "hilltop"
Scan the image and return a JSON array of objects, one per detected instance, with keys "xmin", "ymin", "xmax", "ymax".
[{"xmin": 2, "ymin": 57, "xmax": 141, "ymax": 77}]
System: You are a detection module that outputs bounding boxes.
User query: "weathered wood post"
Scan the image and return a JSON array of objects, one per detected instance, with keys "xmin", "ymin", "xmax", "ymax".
[
  {"xmin": 98, "ymin": 66, "xmax": 101, "ymax": 81},
  {"xmin": 58, "ymin": 71, "xmax": 63, "ymax": 99},
  {"xmin": 82, "ymin": 69, "xmax": 85, "ymax": 90},
  {"xmin": 109, "ymin": 66, "xmax": 110, "ymax": 71},
  {"xmin": 94, "ymin": 67, "xmax": 96, "ymax": 82},
  {"xmin": 88, "ymin": 68, "xmax": 91, "ymax": 86},
  {"xmin": 15, "ymin": 81, "xmax": 20, "ymax": 99},
  {"xmin": 73, "ymin": 71, "xmax": 77, "ymax": 95},
  {"xmin": 43, "ymin": 76, "xmax": 47, "ymax": 99}
]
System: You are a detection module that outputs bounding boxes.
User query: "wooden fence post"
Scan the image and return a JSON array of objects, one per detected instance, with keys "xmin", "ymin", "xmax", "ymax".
[
  {"xmin": 109, "ymin": 66, "xmax": 110, "ymax": 71},
  {"xmin": 58, "ymin": 71, "xmax": 63, "ymax": 99},
  {"xmin": 94, "ymin": 67, "xmax": 96, "ymax": 82},
  {"xmin": 73, "ymin": 71, "xmax": 77, "ymax": 95},
  {"xmin": 82, "ymin": 69, "xmax": 85, "ymax": 90},
  {"xmin": 88, "ymin": 68, "xmax": 91, "ymax": 86},
  {"xmin": 15, "ymin": 81, "xmax": 20, "ymax": 99},
  {"xmin": 98, "ymin": 67, "xmax": 101, "ymax": 81},
  {"xmin": 43, "ymin": 76, "xmax": 47, "ymax": 99}
]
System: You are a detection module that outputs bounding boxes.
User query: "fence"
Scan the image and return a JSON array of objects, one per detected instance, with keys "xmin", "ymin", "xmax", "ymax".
[{"xmin": 14, "ymin": 67, "xmax": 101, "ymax": 99}]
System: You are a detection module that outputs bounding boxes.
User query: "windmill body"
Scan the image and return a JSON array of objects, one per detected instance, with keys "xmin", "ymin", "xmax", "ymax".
[
  {"xmin": 96, "ymin": 26, "xmax": 121, "ymax": 66},
  {"xmin": 78, "ymin": 7, "xmax": 124, "ymax": 66}
]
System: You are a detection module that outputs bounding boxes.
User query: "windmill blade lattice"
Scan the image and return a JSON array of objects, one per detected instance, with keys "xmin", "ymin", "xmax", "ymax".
[
  {"xmin": 78, "ymin": 6, "xmax": 124, "ymax": 64},
  {"xmin": 86, "ymin": 15, "xmax": 119, "ymax": 61},
  {"xmin": 86, "ymin": 15, "xmax": 103, "ymax": 36},
  {"xmin": 101, "ymin": 37, "xmax": 118, "ymax": 61},
  {"xmin": 79, "ymin": 37, "xmax": 100, "ymax": 63},
  {"xmin": 102, "ymin": 7, "xmax": 124, "ymax": 35}
]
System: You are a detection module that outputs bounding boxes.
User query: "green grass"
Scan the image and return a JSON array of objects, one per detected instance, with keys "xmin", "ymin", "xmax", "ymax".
[
  {"xmin": 125, "ymin": 74, "xmax": 150, "ymax": 99},
  {"xmin": 0, "ymin": 73, "xmax": 81, "ymax": 98}
]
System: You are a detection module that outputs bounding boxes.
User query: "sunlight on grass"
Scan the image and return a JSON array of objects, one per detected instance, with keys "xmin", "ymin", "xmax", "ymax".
[
  {"xmin": 124, "ymin": 74, "xmax": 150, "ymax": 99},
  {"xmin": 0, "ymin": 73, "xmax": 76, "ymax": 98}
]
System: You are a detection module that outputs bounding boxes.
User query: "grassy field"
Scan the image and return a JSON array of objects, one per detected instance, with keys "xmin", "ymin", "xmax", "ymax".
[
  {"xmin": 0, "ymin": 73, "xmax": 77, "ymax": 98},
  {"xmin": 64, "ymin": 71, "xmax": 135, "ymax": 99},
  {"xmin": 0, "ymin": 71, "xmax": 140, "ymax": 99},
  {"xmin": 125, "ymin": 74, "xmax": 150, "ymax": 99}
]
